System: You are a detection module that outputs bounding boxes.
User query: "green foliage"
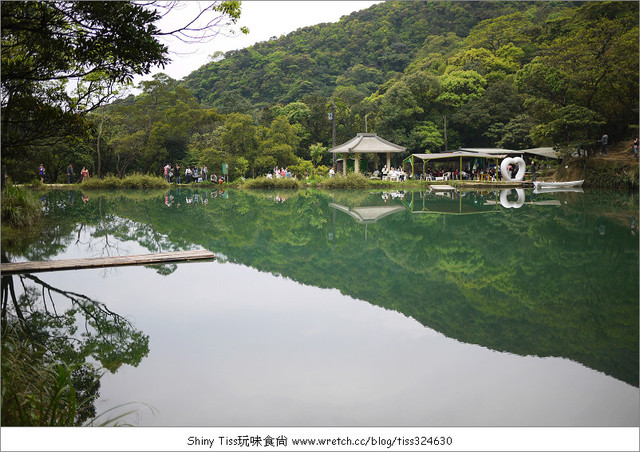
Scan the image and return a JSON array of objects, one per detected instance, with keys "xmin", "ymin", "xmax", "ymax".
[
  {"xmin": 583, "ymin": 159, "xmax": 640, "ymax": 189},
  {"xmin": 242, "ymin": 176, "xmax": 303, "ymax": 189},
  {"xmin": 309, "ymin": 143, "xmax": 327, "ymax": 168},
  {"xmin": 288, "ymin": 159, "xmax": 314, "ymax": 179},
  {"xmin": 1, "ymin": 1, "xmax": 245, "ymax": 182},
  {"xmin": 316, "ymin": 172, "xmax": 371, "ymax": 189},
  {"xmin": 80, "ymin": 174, "xmax": 169, "ymax": 190},
  {"xmin": 1, "ymin": 327, "xmax": 100, "ymax": 426},
  {"xmin": 1, "ymin": 184, "xmax": 43, "ymax": 228},
  {"xmin": 5, "ymin": 1, "xmax": 637, "ymax": 183}
]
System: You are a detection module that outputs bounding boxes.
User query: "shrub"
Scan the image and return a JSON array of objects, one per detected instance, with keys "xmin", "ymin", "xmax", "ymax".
[
  {"xmin": 81, "ymin": 174, "xmax": 169, "ymax": 190},
  {"xmin": 1, "ymin": 326, "xmax": 101, "ymax": 426},
  {"xmin": 1, "ymin": 184, "xmax": 43, "ymax": 228},
  {"xmin": 242, "ymin": 176, "xmax": 303, "ymax": 189},
  {"xmin": 316, "ymin": 172, "xmax": 372, "ymax": 189}
]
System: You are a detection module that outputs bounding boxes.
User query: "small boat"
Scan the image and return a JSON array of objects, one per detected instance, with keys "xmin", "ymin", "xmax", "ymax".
[
  {"xmin": 533, "ymin": 180, "xmax": 584, "ymax": 190},
  {"xmin": 533, "ymin": 186, "xmax": 584, "ymax": 194}
]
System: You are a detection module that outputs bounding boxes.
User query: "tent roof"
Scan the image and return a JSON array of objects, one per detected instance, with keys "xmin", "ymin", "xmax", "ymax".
[
  {"xmin": 459, "ymin": 147, "xmax": 523, "ymax": 155},
  {"xmin": 521, "ymin": 147, "xmax": 558, "ymax": 159},
  {"xmin": 412, "ymin": 151, "xmax": 504, "ymax": 160},
  {"xmin": 329, "ymin": 133, "xmax": 405, "ymax": 154}
]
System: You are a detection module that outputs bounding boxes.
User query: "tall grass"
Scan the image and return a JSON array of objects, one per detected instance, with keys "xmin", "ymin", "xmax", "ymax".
[
  {"xmin": 315, "ymin": 172, "xmax": 372, "ymax": 189},
  {"xmin": 81, "ymin": 173, "xmax": 170, "ymax": 190},
  {"xmin": 1, "ymin": 183, "xmax": 43, "ymax": 228},
  {"xmin": 0, "ymin": 327, "xmax": 100, "ymax": 426},
  {"xmin": 242, "ymin": 176, "xmax": 303, "ymax": 189},
  {"xmin": 583, "ymin": 159, "xmax": 639, "ymax": 189}
]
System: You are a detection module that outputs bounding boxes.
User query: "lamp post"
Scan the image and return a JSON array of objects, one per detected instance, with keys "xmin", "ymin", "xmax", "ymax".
[
  {"xmin": 365, "ymin": 113, "xmax": 369, "ymax": 133},
  {"xmin": 331, "ymin": 99, "xmax": 336, "ymax": 167},
  {"xmin": 443, "ymin": 115, "xmax": 448, "ymax": 152}
]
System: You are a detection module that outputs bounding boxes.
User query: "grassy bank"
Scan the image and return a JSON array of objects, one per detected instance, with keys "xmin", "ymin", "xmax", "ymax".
[
  {"xmin": 80, "ymin": 174, "xmax": 169, "ymax": 190},
  {"xmin": 556, "ymin": 150, "xmax": 639, "ymax": 190}
]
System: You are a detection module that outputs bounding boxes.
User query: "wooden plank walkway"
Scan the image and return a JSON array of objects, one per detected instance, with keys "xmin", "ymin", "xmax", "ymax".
[
  {"xmin": 429, "ymin": 184, "xmax": 457, "ymax": 192},
  {"xmin": 0, "ymin": 250, "xmax": 215, "ymax": 275}
]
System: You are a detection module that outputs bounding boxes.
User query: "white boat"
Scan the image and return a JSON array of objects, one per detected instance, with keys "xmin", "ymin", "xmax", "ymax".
[
  {"xmin": 533, "ymin": 180, "xmax": 584, "ymax": 190},
  {"xmin": 533, "ymin": 186, "xmax": 584, "ymax": 194}
]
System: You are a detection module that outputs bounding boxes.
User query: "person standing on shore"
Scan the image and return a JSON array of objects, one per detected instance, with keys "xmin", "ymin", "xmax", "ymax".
[
  {"xmin": 632, "ymin": 138, "xmax": 638, "ymax": 159},
  {"xmin": 600, "ymin": 133, "xmax": 608, "ymax": 155},
  {"xmin": 531, "ymin": 161, "xmax": 537, "ymax": 182},
  {"xmin": 38, "ymin": 164, "xmax": 46, "ymax": 183},
  {"xmin": 67, "ymin": 163, "xmax": 74, "ymax": 184}
]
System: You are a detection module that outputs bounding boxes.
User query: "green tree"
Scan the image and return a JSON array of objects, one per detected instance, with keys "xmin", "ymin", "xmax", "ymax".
[
  {"xmin": 436, "ymin": 70, "xmax": 487, "ymax": 109},
  {"xmin": 309, "ymin": 143, "xmax": 327, "ymax": 167},
  {"xmin": 1, "ymin": 1, "xmax": 244, "ymax": 182},
  {"xmin": 410, "ymin": 121, "xmax": 444, "ymax": 152}
]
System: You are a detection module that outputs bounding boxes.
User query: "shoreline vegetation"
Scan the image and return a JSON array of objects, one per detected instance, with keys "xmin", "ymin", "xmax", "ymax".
[{"xmin": 13, "ymin": 152, "xmax": 639, "ymax": 192}]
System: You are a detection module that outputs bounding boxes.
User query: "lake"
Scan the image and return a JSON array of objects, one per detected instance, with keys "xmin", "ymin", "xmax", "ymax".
[{"xmin": 3, "ymin": 187, "xmax": 638, "ymax": 427}]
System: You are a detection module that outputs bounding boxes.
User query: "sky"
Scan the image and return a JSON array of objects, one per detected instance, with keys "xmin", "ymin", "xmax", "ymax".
[{"xmin": 141, "ymin": 1, "xmax": 382, "ymax": 83}]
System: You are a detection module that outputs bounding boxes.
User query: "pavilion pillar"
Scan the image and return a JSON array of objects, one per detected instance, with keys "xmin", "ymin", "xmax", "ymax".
[
  {"xmin": 386, "ymin": 152, "xmax": 391, "ymax": 169},
  {"xmin": 343, "ymin": 153, "xmax": 348, "ymax": 175},
  {"xmin": 374, "ymin": 153, "xmax": 379, "ymax": 170},
  {"xmin": 354, "ymin": 153, "xmax": 360, "ymax": 173}
]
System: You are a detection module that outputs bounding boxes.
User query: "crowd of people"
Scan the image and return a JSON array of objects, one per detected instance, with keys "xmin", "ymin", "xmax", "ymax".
[
  {"xmin": 265, "ymin": 166, "xmax": 296, "ymax": 179},
  {"xmin": 163, "ymin": 163, "xmax": 225, "ymax": 185},
  {"xmin": 37, "ymin": 163, "xmax": 90, "ymax": 183}
]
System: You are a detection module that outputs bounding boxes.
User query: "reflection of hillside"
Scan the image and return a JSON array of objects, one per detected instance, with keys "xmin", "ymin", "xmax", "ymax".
[{"xmin": 19, "ymin": 189, "xmax": 640, "ymax": 387}]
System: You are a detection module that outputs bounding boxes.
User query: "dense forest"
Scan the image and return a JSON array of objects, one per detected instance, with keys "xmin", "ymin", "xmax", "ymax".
[{"xmin": 2, "ymin": 1, "xmax": 638, "ymax": 183}]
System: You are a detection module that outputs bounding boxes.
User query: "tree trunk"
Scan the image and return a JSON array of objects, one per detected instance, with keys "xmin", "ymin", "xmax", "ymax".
[{"xmin": 96, "ymin": 106, "xmax": 105, "ymax": 177}]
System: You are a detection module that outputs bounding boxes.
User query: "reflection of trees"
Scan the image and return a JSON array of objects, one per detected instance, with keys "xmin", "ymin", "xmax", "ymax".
[
  {"xmin": 9, "ymin": 188, "xmax": 639, "ymax": 387},
  {"xmin": 1, "ymin": 255, "xmax": 149, "ymax": 425}
]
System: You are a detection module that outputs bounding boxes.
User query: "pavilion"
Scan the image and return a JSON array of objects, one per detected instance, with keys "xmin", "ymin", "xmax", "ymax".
[{"xmin": 328, "ymin": 133, "xmax": 405, "ymax": 175}]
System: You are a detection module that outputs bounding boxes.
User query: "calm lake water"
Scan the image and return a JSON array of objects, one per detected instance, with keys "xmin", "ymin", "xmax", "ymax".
[{"xmin": 4, "ymin": 187, "xmax": 639, "ymax": 427}]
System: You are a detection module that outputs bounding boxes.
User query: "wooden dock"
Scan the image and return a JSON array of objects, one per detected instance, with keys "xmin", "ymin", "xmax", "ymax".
[
  {"xmin": 0, "ymin": 250, "xmax": 215, "ymax": 275},
  {"xmin": 429, "ymin": 184, "xmax": 457, "ymax": 192}
]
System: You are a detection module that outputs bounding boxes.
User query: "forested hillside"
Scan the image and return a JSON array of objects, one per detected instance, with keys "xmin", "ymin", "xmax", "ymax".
[
  {"xmin": 3, "ymin": 1, "xmax": 638, "ymax": 183},
  {"xmin": 183, "ymin": 1, "xmax": 545, "ymax": 106}
]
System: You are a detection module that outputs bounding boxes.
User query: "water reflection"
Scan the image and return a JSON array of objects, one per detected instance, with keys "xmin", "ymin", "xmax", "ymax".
[
  {"xmin": 6, "ymin": 188, "xmax": 639, "ymax": 394},
  {"xmin": 1, "ymin": 259, "xmax": 150, "ymax": 425}
]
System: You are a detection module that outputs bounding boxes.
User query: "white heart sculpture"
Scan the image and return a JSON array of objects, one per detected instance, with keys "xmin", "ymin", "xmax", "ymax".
[
  {"xmin": 499, "ymin": 188, "xmax": 525, "ymax": 209},
  {"xmin": 500, "ymin": 157, "xmax": 526, "ymax": 181}
]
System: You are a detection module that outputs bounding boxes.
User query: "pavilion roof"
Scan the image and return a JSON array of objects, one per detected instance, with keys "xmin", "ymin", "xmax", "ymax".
[{"xmin": 329, "ymin": 133, "xmax": 405, "ymax": 154}]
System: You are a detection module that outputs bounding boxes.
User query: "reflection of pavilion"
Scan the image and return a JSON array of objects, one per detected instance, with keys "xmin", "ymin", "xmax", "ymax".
[
  {"xmin": 329, "ymin": 201, "xmax": 405, "ymax": 240},
  {"xmin": 328, "ymin": 203, "xmax": 405, "ymax": 224}
]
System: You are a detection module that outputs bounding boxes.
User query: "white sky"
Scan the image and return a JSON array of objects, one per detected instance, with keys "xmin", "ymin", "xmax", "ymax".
[{"xmin": 142, "ymin": 1, "xmax": 382, "ymax": 83}]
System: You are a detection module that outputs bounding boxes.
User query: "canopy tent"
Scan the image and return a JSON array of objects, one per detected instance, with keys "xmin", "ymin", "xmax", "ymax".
[
  {"xmin": 460, "ymin": 147, "xmax": 558, "ymax": 159},
  {"xmin": 459, "ymin": 147, "xmax": 523, "ymax": 156},
  {"xmin": 329, "ymin": 133, "xmax": 405, "ymax": 175},
  {"xmin": 520, "ymin": 147, "xmax": 558, "ymax": 159},
  {"xmin": 405, "ymin": 151, "xmax": 503, "ymax": 180}
]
